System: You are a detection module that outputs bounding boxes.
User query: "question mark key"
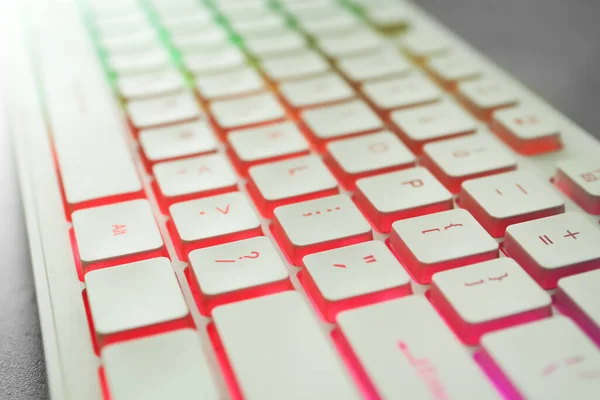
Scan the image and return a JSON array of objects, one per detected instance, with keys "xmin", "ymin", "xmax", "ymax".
[{"xmin": 188, "ymin": 237, "xmax": 291, "ymax": 315}]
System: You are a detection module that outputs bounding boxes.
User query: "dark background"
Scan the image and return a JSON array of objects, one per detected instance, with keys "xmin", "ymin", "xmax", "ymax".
[{"xmin": 1, "ymin": 1, "xmax": 599, "ymax": 398}]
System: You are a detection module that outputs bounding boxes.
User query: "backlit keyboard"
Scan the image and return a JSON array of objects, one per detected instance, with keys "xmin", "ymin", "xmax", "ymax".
[{"xmin": 11, "ymin": 0, "xmax": 600, "ymax": 399}]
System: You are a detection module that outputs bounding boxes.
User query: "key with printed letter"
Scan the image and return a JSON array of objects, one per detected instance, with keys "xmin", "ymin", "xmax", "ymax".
[
  {"xmin": 460, "ymin": 169, "xmax": 565, "ymax": 237},
  {"xmin": 271, "ymin": 194, "xmax": 372, "ymax": 265},
  {"xmin": 300, "ymin": 241, "xmax": 411, "ymax": 322},
  {"xmin": 555, "ymin": 158, "xmax": 600, "ymax": 214},
  {"xmin": 210, "ymin": 291, "xmax": 362, "ymax": 400},
  {"xmin": 355, "ymin": 166, "xmax": 453, "ymax": 233},
  {"xmin": 72, "ymin": 200, "xmax": 165, "ymax": 274},
  {"xmin": 504, "ymin": 212, "xmax": 600, "ymax": 289},
  {"xmin": 457, "ymin": 77, "xmax": 519, "ymax": 119},
  {"xmin": 390, "ymin": 208, "xmax": 498, "ymax": 283},
  {"xmin": 335, "ymin": 296, "xmax": 501, "ymax": 400},
  {"xmin": 247, "ymin": 154, "xmax": 338, "ymax": 218},
  {"xmin": 430, "ymin": 258, "xmax": 551, "ymax": 345},
  {"xmin": 188, "ymin": 237, "xmax": 290, "ymax": 314},
  {"xmin": 479, "ymin": 317, "xmax": 600, "ymax": 400}
]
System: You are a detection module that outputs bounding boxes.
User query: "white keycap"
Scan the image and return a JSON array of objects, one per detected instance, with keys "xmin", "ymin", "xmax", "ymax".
[
  {"xmin": 427, "ymin": 52, "xmax": 482, "ymax": 87},
  {"xmin": 280, "ymin": 72, "xmax": 355, "ymax": 108},
  {"xmin": 303, "ymin": 241, "xmax": 411, "ymax": 308},
  {"xmin": 337, "ymin": 296, "xmax": 501, "ymax": 400},
  {"xmin": 154, "ymin": 154, "xmax": 237, "ymax": 199},
  {"xmin": 72, "ymin": 200, "xmax": 164, "ymax": 265},
  {"xmin": 424, "ymin": 134, "xmax": 517, "ymax": 191},
  {"xmin": 231, "ymin": 13, "xmax": 287, "ymax": 37},
  {"xmin": 210, "ymin": 92, "xmax": 286, "ymax": 129},
  {"xmin": 356, "ymin": 166, "xmax": 453, "ymax": 231},
  {"xmin": 108, "ymin": 47, "xmax": 171, "ymax": 75},
  {"xmin": 492, "ymin": 106, "xmax": 561, "ymax": 151},
  {"xmin": 228, "ymin": 121, "xmax": 309, "ymax": 164},
  {"xmin": 285, "ymin": 2, "xmax": 344, "ymax": 21},
  {"xmin": 458, "ymin": 77, "xmax": 519, "ymax": 116},
  {"xmin": 391, "ymin": 208, "xmax": 498, "ymax": 283},
  {"xmin": 139, "ymin": 120, "xmax": 217, "ymax": 163},
  {"xmin": 171, "ymin": 27, "xmax": 229, "ymax": 52},
  {"xmin": 189, "ymin": 237, "xmax": 289, "ymax": 298},
  {"xmin": 505, "ymin": 213, "xmax": 600, "ymax": 288},
  {"xmin": 261, "ymin": 50, "xmax": 330, "ymax": 81},
  {"xmin": 212, "ymin": 292, "xmax": 361, "ymax": 400},
  {"xmin": 85, "ymin": 257, "xmax": 188, "ymax": 335},
  {"xmin": 96, "ymin": 16, "xmax": 151, "ymax": 38},
  {"xmin": 556, "ymin": 159, "xmax": 600, "ymax": 214},
  {"xmin": 162, "ymin": 12, "xmax": 215, "ymax": 36},
  {"xmin": 557, "ymin": 269, "xmax": 600, "ymax": 336},
  {"xmin": 218, "ymin": 2, "xmax": 271, "ymax": 21},
  {"xmin": 337, "ymin": 49, "xmax": 412, "ymax": 82},
  {"xmin": 319, "ymin": 28, "xmax": 384, "ymax": 58},
  {"xmin": 365, "ymin": 3, "xmax": 410, "ymax": 32},
  {"xmin": 300, "ymin": 13, "xmax": 360, "ymax": 37},
  {"xmin": 117, "ymin": 68, "xmax": 184, "ymax": 99},
  {"xmin": 390, "ymin": 100, "xmax": 478, "ymax": 149},
  {"xmin": 170, "ymin": 192, "xmax": 261, "ymax": 245},
  {"xmin": 481, "ymin": 317, "xmax": 600, "ymax": 400},
  {"xmin": 195, "ymin": 67, "xmax": 264, "ymax": 100},
  {"xmin": 39, "ymin": 25, "xmax": 143, "ymax": 207},
  {"xmin": 102, "ymin": 329, "xmax": 220, "ymax": 400},
  {"xmin": 400, "ymin": 29, "xmax": 452, "ymax": 60},
  {"xmin": 244, "ymin": 30, "xmax": 306, "ymax": 58},
  {"xmin": 102, "ymin": 30, "xmax": 159, "ymax": 54},
  {"xmin": 460, "ymin": 170, "xmax": 565, "ymax": 237},
  {"xmin": 274, "ymin": 195, "xmax": 372, "ymax": 264},
  {"xmin": 432, "ymin": 258, "xmax": 551, "ymax": 342},
  {"xmin": 127, "ymin": 92, "xmax": 201, "ymax": 129},
  {"xmin": 249, "ymin": 155, "xmax": 338, "ymax": 202},
  {"xmin": 302, "ymin": 99, "xmax": 383, "ymax": 141},
  {"xmin": 362, "ymin": 74, "xmax": 442, "ymax": 110},
  {"xmin": 183, "ymin": 45, "xmax": 246, "ymax": 75},
  {"xmin": 327, "ymin": 130, "xmax": 415, "ymax": 176}
]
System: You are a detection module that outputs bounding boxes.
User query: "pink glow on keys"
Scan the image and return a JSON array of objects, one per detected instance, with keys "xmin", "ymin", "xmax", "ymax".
[
  {"xmin": 246, "ymin": 155, "xmax": 338, "ymax": 218},
  {"xmin": 555, "ymin": 270, "xmax": 600, "ymax": 346},
  {"xmin": 555, "ymin": 159, "xmax": 600, "ymax": 214},
  {"xmin": 299, "ymin": 241, "xmax": 411, "ymax": 322},
  {"xmin": 271, "ymin": 195, "xmax": 372, "ymax": 266},
  {"xmin": 429, "ymin": 258, "xmax": 552, "ymax": 345}
]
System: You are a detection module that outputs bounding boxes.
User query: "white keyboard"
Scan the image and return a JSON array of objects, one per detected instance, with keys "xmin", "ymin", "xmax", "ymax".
[{"xmin": 8, "ymin": 0, "xmax": 600, "ymax": 399}]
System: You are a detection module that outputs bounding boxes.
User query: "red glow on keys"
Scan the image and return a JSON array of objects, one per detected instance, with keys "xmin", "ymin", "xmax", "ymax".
[
  {"xmin": 70, "ymin": 228, "xmax": 168, "ymax": 278},
  {"xmin": 428, "ymin": 286, "xmax": 551, "ymax": 345},
  {"xmin": 298, "ymin": 269, "xmax": 412, "ymax": 322},
  {"xmin": 246, "ymin": 179, "xmax": 339, "ymax": 219},
  {"xmin": 166, "ymin": 219, "xmax": 262, "ymax": 262},
  {"xmin": 503, "ymin": 236, "xmax": 599, "ymax": 290},
  {"xmin": 331, "ymin": 328, "xmax": 381, "ymax": 400},
  {"xmin": 226, "ymin": 146, "xmax": 310, "ymax": 177},
  {"xmin": 490, "ymin": 120, "xmax": 562, "ymax": 156},
  {"xmin": 421, "ymin": 152, "xmax": 516, "ymax": 193},
  {"xmin": 83, "ymin": 289, "xmax": 193, "ymax": 351},
  {"xmin": 139, "ymin": 148, "xmax": 217, "ymax": 175},
  {"xmin": 185, "ymin": 267, "xmax": 292, "ymax": 315},
  {"xmin": 388, "ymin": 233, "xmax": 497, "ymax": 284},
  {"xmin": 474, "ymin": 351, "xmax": 524, "ymax": 400},
  {"xmin": 354, "ymin": 191, "xmax": 452, "ymax": 233},
  {"xmin": 99, "ymin": 368, "xmax": 112, "ymax": 400},
  {"xmin": 152, "ymin": 180, "xmax": 237, "ymax": 215},
  {"xmin": 460, "ymin": 188, "xmax": 564, "ymax": 238},
  {"xmin": 554, "ymin": 289, "xmax": 600, "ymax": 346},
  {"xmin": 207, "ymin": 323, "xmax": 244, "ymax": 400},
  {"xmin": 554, "ymin": 171, "xmax": 600, "ymax": 215},
  {"xmin": 270, "ymin": 222, "xmax": 372, "ymax": 266}
]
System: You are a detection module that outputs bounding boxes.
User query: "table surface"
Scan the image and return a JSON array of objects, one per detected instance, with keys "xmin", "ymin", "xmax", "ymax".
[{"xmin": 1, "ymin": 1, "xmax": 599, "ymax": 399}]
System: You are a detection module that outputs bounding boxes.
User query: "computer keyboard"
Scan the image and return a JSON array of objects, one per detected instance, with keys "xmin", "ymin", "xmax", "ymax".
[{"xmin": 8, "ymin": 0, "xmax": 600, "ymax": 399}]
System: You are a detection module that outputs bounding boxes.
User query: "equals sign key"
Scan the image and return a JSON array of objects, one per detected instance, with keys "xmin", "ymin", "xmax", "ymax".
[{"xmin": 363, "ymin": 255, "xmax": 377, "ymax": 264}]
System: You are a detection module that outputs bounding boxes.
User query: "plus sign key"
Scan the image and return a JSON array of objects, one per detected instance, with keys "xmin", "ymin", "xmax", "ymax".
[
  {"xmin": 390, "ymin": 209, "xmax": 498, "ymax": 284},
  {"xmin": 271, "ymin": 195, "xmax": 372, "ymax": 266},
  {"xmin": 504, "ymin": 212, "xmax": 600, "ymax": 289},
  {"xmin": 460, "ymin": 170, "xmax": 565, "ymax": 237}
]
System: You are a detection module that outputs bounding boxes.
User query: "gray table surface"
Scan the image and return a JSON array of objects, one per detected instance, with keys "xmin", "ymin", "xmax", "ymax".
[{"xmin": 1, "ymin": 1, "xmax": 599, "ymax": 399}]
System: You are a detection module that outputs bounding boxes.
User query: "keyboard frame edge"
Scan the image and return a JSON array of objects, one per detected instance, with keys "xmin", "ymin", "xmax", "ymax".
[{"xmin": 6, "ymin": 1, "xmax": 600, "ymax": 400}]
